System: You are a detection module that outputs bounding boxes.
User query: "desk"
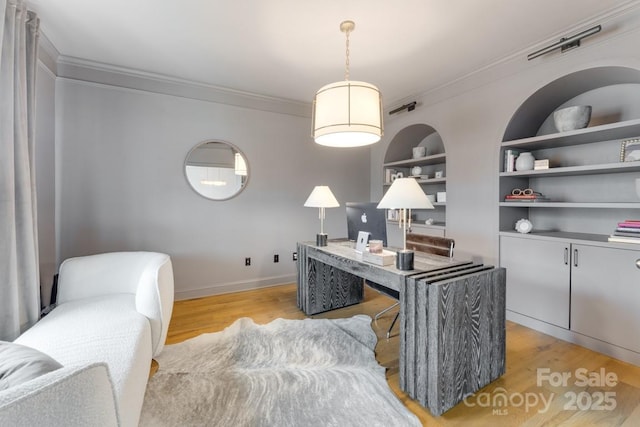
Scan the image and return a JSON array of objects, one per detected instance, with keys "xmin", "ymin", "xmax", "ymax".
[{"xmin": 296, "ymin": 241, "xmax": 506, "ymax": 415}]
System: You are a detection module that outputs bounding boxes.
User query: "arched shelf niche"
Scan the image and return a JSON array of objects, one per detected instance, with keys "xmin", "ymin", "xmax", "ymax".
[
  {"xmin": 384, "ymin": 123, "xmax": 445, "ymax": 162},
  {"xmin": 499, "ymin": 65, "xmax": 640, "ymax": 238},
  {"xmin": 503, "ymin": 66, "xmax": 640, "ymax": 141},
  {"xmin": 382, "ymin": 123, "xmax": 447, "ymax": 237}
]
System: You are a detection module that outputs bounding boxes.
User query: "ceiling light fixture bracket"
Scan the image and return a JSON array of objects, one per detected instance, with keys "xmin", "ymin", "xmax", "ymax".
[{"xmin": 340, "ymin": 20, "xmax": 355, "ymax": 34}]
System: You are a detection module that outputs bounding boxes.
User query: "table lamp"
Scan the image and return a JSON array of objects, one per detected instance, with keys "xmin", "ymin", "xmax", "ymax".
[
  {"xmin": 377, "ymin": 178, "xmax": 434, "ymax": 270},
  {"xmin": 304, "ymin": 186, "xmax": 340, "ymax": 246}
]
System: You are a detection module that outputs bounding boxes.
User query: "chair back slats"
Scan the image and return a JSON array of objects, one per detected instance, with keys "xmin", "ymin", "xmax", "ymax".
[{"xmin": 406, "ymin": 233, "xmax": 454, "ymax": 258}]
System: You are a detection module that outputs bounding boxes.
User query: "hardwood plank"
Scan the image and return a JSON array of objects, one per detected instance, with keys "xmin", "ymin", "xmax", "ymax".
[{"xmin": 164, "ymin": 283, "xmax": 640, "ymax": 426}]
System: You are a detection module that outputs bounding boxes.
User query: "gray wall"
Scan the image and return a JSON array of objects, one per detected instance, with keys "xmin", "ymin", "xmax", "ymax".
[
  {"xmin": 371, "ymin": 10, "xmax": 640, "ymax": 266},
  {"xmin": 35, "ymin": 7, "xmax": 640, "ymax": 301},
  {"xmin": 54, "ymin": 79, "xmax": 370, "ymax": 299}
]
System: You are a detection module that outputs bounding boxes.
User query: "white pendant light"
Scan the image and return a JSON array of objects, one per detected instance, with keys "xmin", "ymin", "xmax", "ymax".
[{"xmin": 312, "ymin": 21, "xmax": 383, "ymax": 148}]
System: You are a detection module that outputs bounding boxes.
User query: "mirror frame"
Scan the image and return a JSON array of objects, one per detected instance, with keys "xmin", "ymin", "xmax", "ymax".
[{"xmin": 184, "ymin": 139, "xmax": 250, "ymax": 201}]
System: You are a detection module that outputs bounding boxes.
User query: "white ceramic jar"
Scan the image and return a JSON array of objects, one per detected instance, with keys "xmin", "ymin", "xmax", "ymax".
[{"xmin": 515, "ymin": 152, "xmax": 535, "ymax": 171}]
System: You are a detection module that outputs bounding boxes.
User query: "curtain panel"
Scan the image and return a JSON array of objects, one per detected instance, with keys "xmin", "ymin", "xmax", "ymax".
[{"xmin": 0, "ymin": 0, "xmax": 41, "ymax": 341}]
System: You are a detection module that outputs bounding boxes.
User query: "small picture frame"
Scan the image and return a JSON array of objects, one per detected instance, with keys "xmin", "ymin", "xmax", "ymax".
[
  {"xmin": 355, "ymin": 231, "xmax": 370, "ymax": 253},
  {"xmin": 620, "ymin": 138, "xmax": 640, "ymax": 162}
]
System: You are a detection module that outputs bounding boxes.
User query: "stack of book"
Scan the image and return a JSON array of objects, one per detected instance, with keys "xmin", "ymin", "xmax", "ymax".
[
  {"xmin": 504, "ymin": 192, "xmax": 550, "ymax": 202},
  {"xmin": 503, "ymin": 149, "xmax": 519, "ymax": 172},
  {"xmin": 608, "ymin": 220, "xmax": 640, "ymax": 244}
]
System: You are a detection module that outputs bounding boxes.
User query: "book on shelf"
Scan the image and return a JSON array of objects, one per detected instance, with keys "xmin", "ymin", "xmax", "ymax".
[
  {"xmin": 384, "ymin": 168, "xmax": 396, "ymax": 184},
  {"xmin": 504, "ymin": 195, "xmax": 550, "ymax": 202},
  {"xmin": 505, "ymin": 194, "xmax": 542, "ymax": 199},
  {"xmin": 617, "ymin": 221, "xmax": 640, "ymax": 228},
  {"xmin": 504, "ymin": 198, "xmax": 550, "ymax": 203},
  {"xmin": 608, "ymin": 235, "xmax": 640, "ymax": 244},
  {"xmin": 503, "ymin": 149, "xmax": 519, "ymax": 172},
  {"xmin": 612, "ymin": 230, "xmax": 640, "ymax": 237},
  {"xmin": 615, "ymin": 225, "xmax": 640, "ymax": 232}
]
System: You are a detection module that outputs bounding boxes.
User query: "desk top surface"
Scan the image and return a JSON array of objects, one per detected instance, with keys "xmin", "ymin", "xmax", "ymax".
[{"xmin": 301, "ymin": 240, "xmax": 467, "ymax": 276}]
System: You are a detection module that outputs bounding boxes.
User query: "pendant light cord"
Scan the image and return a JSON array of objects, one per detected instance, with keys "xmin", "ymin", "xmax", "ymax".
[
  {"xmin": 344, "ymin": 28, "xmax": 350, "ymax": 81},
  {"xmin": 340, "ymin": 20, "xmax": 355, "ymax": 81}
]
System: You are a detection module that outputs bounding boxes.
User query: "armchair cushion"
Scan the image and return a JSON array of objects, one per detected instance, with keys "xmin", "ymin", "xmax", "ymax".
[
  {"xmin": 56, "ymin": 252, "xmax": 174, "ymax": 356},
  {"xmin": 0, "ymin": 341, "xmax": 62, "ymax": 390}
]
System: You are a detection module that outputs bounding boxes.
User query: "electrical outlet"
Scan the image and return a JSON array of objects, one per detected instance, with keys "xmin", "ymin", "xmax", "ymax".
[
  {"xmin": 245, "ymin": 257, "xmax": 251, "ymax": 266},
  {"xmin": 292, "ymin": 252, "xmax": 298, "ymax": 261},
  {"xmin": 274, "ymin": 254, "xmax": 279, "ymax": 263}
]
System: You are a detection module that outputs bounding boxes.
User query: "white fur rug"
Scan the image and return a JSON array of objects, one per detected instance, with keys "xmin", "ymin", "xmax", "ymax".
[{"xmin": 139, "ymin": 315, "xmax": 421, "ymax": 426}]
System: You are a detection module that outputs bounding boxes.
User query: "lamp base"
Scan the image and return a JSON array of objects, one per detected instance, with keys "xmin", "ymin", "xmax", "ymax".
[
  {"xmin": 316, "ymin": 233, "xmax": 328, "ymax": 247},
  {"xmin": 396, "ymin": 250, "xmax": 414, "ymax": 271}
]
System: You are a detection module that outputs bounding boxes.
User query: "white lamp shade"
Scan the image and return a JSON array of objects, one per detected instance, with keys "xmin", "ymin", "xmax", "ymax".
[
  {"xmin": 312, "ymin": 80, "xmax": 383, "ymax": 147},
  {"xmin": 377, "ymin": 178, "xmax": 434, "ymax": 209},
  {"xmin": 304, "ymin": 186, "xmax": 340, "ymax": 208}
]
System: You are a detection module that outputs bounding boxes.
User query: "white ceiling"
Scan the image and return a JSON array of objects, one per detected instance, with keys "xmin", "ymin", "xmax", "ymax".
[{"xmin": 27, "ymin": 0, "xmax": 640, "ymax": 107}]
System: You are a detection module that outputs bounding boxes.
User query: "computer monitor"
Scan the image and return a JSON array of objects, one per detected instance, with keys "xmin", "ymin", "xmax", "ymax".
[{"xmin": 346, "ymin": 202, "xmax": 388, "ymax": 246}]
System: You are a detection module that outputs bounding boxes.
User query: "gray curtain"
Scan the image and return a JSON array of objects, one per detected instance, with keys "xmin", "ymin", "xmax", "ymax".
[{"xmin": 0, "ymin": 0, "xmax": 40, "ymax": 341}]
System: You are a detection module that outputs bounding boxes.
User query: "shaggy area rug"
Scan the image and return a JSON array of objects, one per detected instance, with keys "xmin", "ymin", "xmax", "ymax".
[{"xmin": 139, "ymin": 314, "xmax": 421, "ymax": 427}]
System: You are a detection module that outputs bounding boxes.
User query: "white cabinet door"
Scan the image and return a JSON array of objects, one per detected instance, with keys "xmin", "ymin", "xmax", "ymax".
[
  {"xmin": 500, "ymin": 235, "xmax": 570, "ymax": 328},
  {"xmin": 570, "ymin": 244, "xmax": 640, "ymax": 353}
]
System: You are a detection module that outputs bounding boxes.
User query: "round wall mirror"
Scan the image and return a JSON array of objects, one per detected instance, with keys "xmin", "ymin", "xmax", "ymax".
[{"xmin": 184, "ymin": 140, "xmax": 249, "ymax": 200}]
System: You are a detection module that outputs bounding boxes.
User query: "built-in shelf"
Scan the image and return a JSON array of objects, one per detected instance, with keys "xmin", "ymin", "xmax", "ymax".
[
  {"xmin": 388, "ymin": 220, "xmax": 446, "ymax": 230},
  {"xmin": 384, "ymin": 124, "xmax": 447, "ymax": 236},
  {"xmin": 384, "ymin": 153, "xmax": 446, "ymax": 168},
  {"xmin": 502, "ymin": 118, "xmax": 640, "ymax": 151},
  {"xmin": 499, "ymin": 230, "xmax": 608, "ymax": 242},
  {"xmin": 500, "ymin": 161, "xmax": 640, "ymax": 177},
  {"xmin": 499, "ymin": 230, "xmax": 640, "ymax": 251},
  {"xmin": 499, "ymin": 202, "xmax": 640, "ymax": 208},
  {"xmin": 384, "ymin": 177, "xmax": 446, "ymax": 186}
]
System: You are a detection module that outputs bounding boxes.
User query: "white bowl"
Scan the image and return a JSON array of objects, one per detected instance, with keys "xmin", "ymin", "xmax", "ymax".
[{"xmin": 553, "ymin": 105, "xmax": 592, "ymax": 132}]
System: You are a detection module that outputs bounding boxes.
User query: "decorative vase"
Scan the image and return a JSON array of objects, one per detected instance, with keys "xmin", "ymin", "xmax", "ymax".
[
  {"xmin": 412, "ymin": 146, "xmax": 426, "ymax": 159},
  {"xmin": 553, "ymin": 105, "xmax": 592, "ymax": 132},
  {"xmin": 515, "ymin": 152, "xmax": 535, "ymax": 171},
  {"xmin": 411, "ymin": 166, "xmax": 422, "ymax": 176}
]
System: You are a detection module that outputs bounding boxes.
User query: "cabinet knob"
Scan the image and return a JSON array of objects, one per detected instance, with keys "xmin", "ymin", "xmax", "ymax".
[{"xmin": 636, "ymin": 259, "xmax": 640, "ymax": 269}]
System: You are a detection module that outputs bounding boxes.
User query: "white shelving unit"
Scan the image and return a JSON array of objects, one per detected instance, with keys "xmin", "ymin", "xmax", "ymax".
[
  {"xmin": 498, "ymin": 66, "xmax": 640, "ymax": 367},
  {"xmin": 499, "ymin": 115, "xmax": 640, "ymax": 240},
  {"xmin": 382, "ymin": 124, "xmax": 447, "ymax": 238}
]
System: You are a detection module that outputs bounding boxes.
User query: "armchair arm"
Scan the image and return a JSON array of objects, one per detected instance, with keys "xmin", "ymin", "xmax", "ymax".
[
  {"xmin": 0, "ymin": 363, "xmax": 119, "ymax": 427},
  {"xmin": 57, "ymin": 252, "xmax": 174, "ymax": 356}
]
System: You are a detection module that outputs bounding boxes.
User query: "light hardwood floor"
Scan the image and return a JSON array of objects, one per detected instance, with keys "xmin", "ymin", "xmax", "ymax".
[{"xmin": 164, "ymin": 283, "xmax": 640, "ymax": 426}]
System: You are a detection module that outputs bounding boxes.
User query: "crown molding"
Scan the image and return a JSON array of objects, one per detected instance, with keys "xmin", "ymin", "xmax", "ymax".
[
  {"xmin": 37, "ymin": 31, "xmax": 59, "ymax": 75},
  {"xmin": 55, "ymin": 55, "xmax": 312, "ymax": 118}
]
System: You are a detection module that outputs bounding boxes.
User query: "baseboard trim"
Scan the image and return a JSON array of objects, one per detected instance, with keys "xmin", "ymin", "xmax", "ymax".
[
  {"xmin": 507, "ymin": 310, "xmax": 640, "ymax": 367},
  {"xmin": 175, "ymin": 274, "xmax": 296, "ymax": 301}
]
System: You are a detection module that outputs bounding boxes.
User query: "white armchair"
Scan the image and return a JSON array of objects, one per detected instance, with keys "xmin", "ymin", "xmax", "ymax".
[{"xmin": 1, "ymin": 251, "xmax": 174, "ymax": 427}]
